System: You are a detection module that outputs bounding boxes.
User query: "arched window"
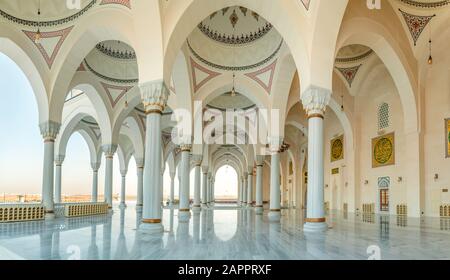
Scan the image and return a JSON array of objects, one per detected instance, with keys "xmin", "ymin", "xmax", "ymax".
[{"xmin": 378, "ymin": 102, "xmax": 390, "ymax": 131}]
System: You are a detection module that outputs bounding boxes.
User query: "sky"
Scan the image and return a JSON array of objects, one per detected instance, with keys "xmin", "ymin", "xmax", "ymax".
[{"xmin": 0, "ymin": 52, "xmax": 238, "ymax": 199}]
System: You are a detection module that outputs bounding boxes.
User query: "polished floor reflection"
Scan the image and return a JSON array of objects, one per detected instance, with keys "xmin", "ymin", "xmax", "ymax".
[{"xmin": 1, "ymin": 204, "xmax": 450, "ymax": 260}]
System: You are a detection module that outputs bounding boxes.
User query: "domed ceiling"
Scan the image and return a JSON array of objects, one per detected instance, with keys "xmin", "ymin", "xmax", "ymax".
[
  {"xmin": 336, "ymin": 44, "xmax": 373, "ymax": 63},
  {"xmin": 188, "ymin": 6, "xmax": 283, "ymax": 70},
  {"xmin": 207, "ymin": 92, "xmax": 255, "ymax": 111},
  {"xmin": 82, "ymin": 40, "xmax": 138, "ymax": 84}
]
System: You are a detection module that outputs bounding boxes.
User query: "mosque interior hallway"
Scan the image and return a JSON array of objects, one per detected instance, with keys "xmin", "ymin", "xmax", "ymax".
[{"xmin": 1, "ymin": 204, "xmax": 450, "ymax": 260}]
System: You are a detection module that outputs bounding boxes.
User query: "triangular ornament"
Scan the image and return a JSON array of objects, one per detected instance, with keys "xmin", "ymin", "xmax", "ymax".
[
  {"xmin": 101, "ymin": 82, "xmax": 133, "ymax": 108},
  {"xmin": 336, "ymin": 64, "xmax": 361, "ymax": 87},
  {"xmin": 77, "ymin": 62, "xmax": 86, "ymax": 72},
  {"xmin": 301, "ymin": 0, "xmax": 311, "ymax": 10},
  {"xmin": 245, "ymin": 60, "xmax": 277, "ymax": 94},
  {"xmin": 23, "ymin": 26, "xmax": 73, "ymax": 68},
  {"xmin": 190, "ymin": 58, "xmax": 221, "ymax": 93},
  {"xmin": 399, "ymin": 9, "xmax": 435, "ymax": 46}
]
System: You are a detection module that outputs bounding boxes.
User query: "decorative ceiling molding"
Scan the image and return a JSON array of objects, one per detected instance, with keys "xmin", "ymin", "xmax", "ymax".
[
  {"xmin": 245, "ymin": 59, "xmax": 277, "ymax": 94},
  {"xmin": 23, "ymin": 26, "xmax": 73, "ymax": 68},
  {"xmin": 84, "ymin": 59, "xmax": 138, "ymax": 84},
  {"xmin": 0, "ymin": 1, "xmax": 97, "ymax": 27},
  {"xmin": 198, "ymin": 22, "xmax": 273, "ymax": 45},
  {"xmin": 335, "ymin": 65, "xmax": 362, "ymax": 88},
  {"xmin": 206, "ymin": 104, "xmax": 256, "ymax": 112},
  {"xmin": 398, "ymin": 0, "xmax": 450, "ymax": 8},
  {"xmin": 100, "ymin": 82, "xmax": 133, "ymax": 108},
  {"xmin": 335, "ymin": 49, "xmax": 374, "ymax": 63},
  {"xmin": 100, "ymin": 0, "xmax": 131, "ymax": 9},
  {"xmin": 96, "ymin": 43, "xmax": 136, "ymax": 59},
  {"xmin": 187, "ymin": 39, "xmax": 283, "ymax": 72},
  {"xmin": 300, "ymin": 0, "xmax": 311, "ymax": 10},
  {"xmin": 190, "ymin": 57, "xmax": 222, "ymax": 93},
  {"xmin": 399, "ymin": 9, "xmax": 435, "ymax": 46}
]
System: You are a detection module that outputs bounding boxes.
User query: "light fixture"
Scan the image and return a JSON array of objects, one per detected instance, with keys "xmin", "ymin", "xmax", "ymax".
[
  {"xmin": 231, "ymin": 73, "xmax": 236, "ymax": 97},
  {"xmin": 428, "ymin": 39, "xmax": 433, "ymax": 65},
  {"xmin": 34, "ymin": 0, "xmax": 42, "ymax": 44},
  {"xmin": 340, "ymin": 94, "xmax": 344, "ymax": 111}
]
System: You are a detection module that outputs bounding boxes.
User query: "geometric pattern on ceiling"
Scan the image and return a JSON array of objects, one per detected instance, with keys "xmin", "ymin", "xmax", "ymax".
[
  {"xmin": 190, "ymin": 57, "xmax": 221, "ymax": 93},
  {"xmin": 244, "ymin": 59, "xmax": 277, "ymax": 95},
  {"xmin": 399, "ymin": 0, "xmax": 449, "ymax": 8},
  {"xmin": 23, "ymin": 26, "xmax": 73, "ymax": 68},
  {"xmin": 300, "ymin": 0, "xmax": 311, "ymax": 10},
  {"xmin": 100, "ymin": 0, "xmax": 131, "ymax": 9},
  {"xmin": 398, "ymin": 9, "xmax": 435, "ymax": 46},
  {"xmin": 100, "ymin": 82, "xmax": 133, "ymax": 108},
  {"xmin": 335, "ymin": 64, "xmax": 362, "ymax": 88}
]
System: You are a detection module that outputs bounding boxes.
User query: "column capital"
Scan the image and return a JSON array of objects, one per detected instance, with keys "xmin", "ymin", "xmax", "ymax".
[
  {"xmin": 135, "ymin": 157, "xmax": 144, "ymax": 169},
  {"xmin": 140, "ymin": 80, "xmax": 169, "ymax": 114},
  {"xmin": 120, "ymin": 169, "xmax": 128, "ymax": 177},
  {"xmin": 191, "ymin": 154, "xmax": 202, "ymax": 166},
  {"xmin": 268, "ymin": 136, "xmax": 283, "ymax": 154},
  {"xmin": 39, "ymin": 121, "xmax": 61, "ymax": 141},
  {"xmin": 256, "ymin": 155, "xmax": 265, "ymax": 166},
  {"xmin": 102, "ymin": 144, "xmax": 118, "ymax": 158},
  {"xmin": 243, "ymin": 172, "xmax": 248, "ymax": 177},
  {"xmin": 202, "ymin": 166, "xmax": 209, "ymax": 174},
  {"xmin": 170, "ymin": 171, "xmax": 176, "ymax": 179},
  {"xmin": 207, "ymin": 172, "xmax": 212, "ymax": 179},
  {"xmin": 179, "ymin": 144, "xmax": 192, "ymax": 152},
  {"xmin": 91, "ymin": 162, "xmax": 101, "ymax": 171},
  {"xmin": 301, "ymin": 85, "xmax": 331, "ymax": 117},
  {"xmin": 54, "ymin": 155, "xmax": 65, "ymax": 166}
]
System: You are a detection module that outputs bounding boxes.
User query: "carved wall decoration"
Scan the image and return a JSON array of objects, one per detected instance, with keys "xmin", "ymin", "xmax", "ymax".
[
  {"xmin": 100, "ymin": 0, "xmax": 131, "ymax": 9},
  {"xmin": 335, "ymin": 64, "xmax": 361, "ymax": 87},
  {"xmin": 372, "ymin": 132, "xmax": 395, "ymax": 168},
  {"xmin": 23, "ymin": 26, "xmax": 73, "ymax": 68},
  {"xmin": 244, "ymin": 59, "xmax": 277, "ymax": 95},
  {"xmin": 399, "ymin": 9, "xmax": 435, "ymax": 46},
  {"xmin": 190, "ymin": 57, "xmax": 221, "ymax": 93},
  {"xmin": 445, "ymin": 118, "xmax": 450, "ymax": 158},
  {"xmin": 330, "ymin": 135, "xmax": 344, "ymax": 162}
]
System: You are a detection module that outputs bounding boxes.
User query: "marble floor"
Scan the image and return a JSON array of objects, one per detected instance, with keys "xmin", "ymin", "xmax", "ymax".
[{"xmin": 1, "ymin": 203, "xmax": 450, "ymax": 260}]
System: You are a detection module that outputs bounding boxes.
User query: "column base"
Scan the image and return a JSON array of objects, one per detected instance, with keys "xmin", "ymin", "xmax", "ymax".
[
  {"xmin": 242, "ymin": 202, "xmax": 247, "ymax": 207},
  {"xmin": 139, "ymin": 220, "xmax": 164, "ymax": 234},
  {"xmin": 268, "ymin": 210, "xmax": 281, "ymax": 222},
  {"xmin": 303, "ymin": 221, "xmax": 328, "ymax": 233},
  {"xmin": 45, "ymin": 211, "xmax": 55, "ymax": 220},
  {"xmin": 178, "ymin": 209, "xmax": 191, "ymax": 222},
  {"xmin": 247, "ymin": 202, "xmax": 253, "ymax": 208},
  {"xmin": 255, "ymin": 206, "xmax": 264, "ymax": 214}
]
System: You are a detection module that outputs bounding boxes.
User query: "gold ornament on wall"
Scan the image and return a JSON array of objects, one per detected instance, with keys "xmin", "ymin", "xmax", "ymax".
[
  {"xmin": 445, "ymin": 118, "xmax": 450, "ymax": 158},
  {"xmin": 330, "ymin": 135, "xmax": 344, "ymax": 162},
  {"xmin": 372, "ymin": 132, "xmax": 395, "ymax": 168}
]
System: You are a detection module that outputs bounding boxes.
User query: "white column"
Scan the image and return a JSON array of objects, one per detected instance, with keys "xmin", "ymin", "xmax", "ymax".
[
  {"xmin": 91, "ymin": 162, "xmax": 100, "ymax": 203},
  {"xmin": 240, "ymin": 176, "xmax": 244, "ymax": 206},
  {"xmin": 169, "ymin": 171, "xmax": 175, "ymax": 206},
  {"xmin": 268, "ymin": 142, "xmax": 281, "ymax": 222},
  {"xmin": 39, "ymin": 121, "xmax": 60, "ymax": 219},
  {"xmin": 192, "ymin": 155, "xmax": 202, "ymax": 211},
  {"xmin": 54, "ymin": 155, "xmax": 65, "ymax": 204},
  {"xmin": 247, "ymin": 170, "xmax": 253, "ymax": 207},
  {"xmin": 120, "ymin": 169, "xmax": 127, "ymax": 208},
  {"xmin": 207, "ymin": 173, "xmax": 211, "ymax": 206},
  {"xmin": 237, "ymin": 177, "xmax": 242, "ymax": 205},
  {"xmin": 136, "ymin": 159, "xmax": 144, "ymax": 208},
  {"xmin": 178, "ymin": 145, "xmax": 191, "ymax": 221},
  {"xmin": 201, "ymin": 169, "xmax": 208, "ymax": 207},
  {"xmin": 301, "ymin": 86, "xmax": 331, "ymax": 232},
  {"xmin": 211, "ymin": 177, "xmax": 215, "ymax": 205},
  {"xmin": 242, "ymin": 173, "xmax": 248, "ymax": 207},
  {"xmin": 255, "ymin": 156, "xmax": 264, "ymax": 214},
  {"xmin": 102, "ymin": 145, "xmax": 117, "ymax": 209},
  {"xmin": 139, "ymin": 81, "xmax": 169, "ymax": 234}
]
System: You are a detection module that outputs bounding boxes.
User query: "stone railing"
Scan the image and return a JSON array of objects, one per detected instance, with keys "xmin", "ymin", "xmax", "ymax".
[
  {"xmin": 0, "ymin": 204, "xmax": 45, "ymax": 223},
  {"xmin": 396, "ymin": 204, "xmax": 407, "ymax": 216},
  {"xmin": 55, "ymin": 202, "xmax": 109, "ymax": 218}
]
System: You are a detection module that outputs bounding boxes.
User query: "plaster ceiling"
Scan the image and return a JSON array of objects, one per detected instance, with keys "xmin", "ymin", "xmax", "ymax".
[
  {"xmin": 83, "ymin": 40, "xmax": 138, "ymax": 83},
  {"xmin": 187, "ymin": 6, "xmax": 282, "ymax": 69},
  {"xmin": 0, "ymin": 0, "xmax": 93, "ymax": 23},
  {"xmin": 336, "ymin": 44, "xmax": 372, "ymax": 61},
  {"xmin": 207, "ymin": 92, "xmax": 255, "ymax": 111}
]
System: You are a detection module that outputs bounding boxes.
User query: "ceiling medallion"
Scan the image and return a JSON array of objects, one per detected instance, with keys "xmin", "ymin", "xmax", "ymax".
[
  {"xmin": 229, "ymin": 9, "xmax": 239, "ymax": 28},
  {"xmin": 96, "ymin": 43, "xmax": 136, "ymax": 59},
  {"xmin": 335, "ymin": 65, "xmax": 362, "ymax": 88}
]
